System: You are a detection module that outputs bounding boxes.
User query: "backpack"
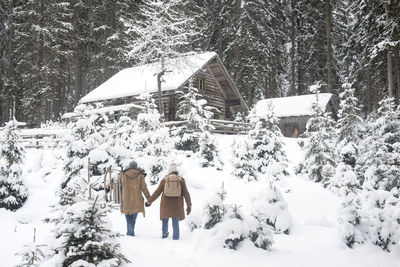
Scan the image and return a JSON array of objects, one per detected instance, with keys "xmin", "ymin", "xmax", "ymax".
[{"xmin": 164, "ymin": 174, "xmax": 182, "ymax": 197}]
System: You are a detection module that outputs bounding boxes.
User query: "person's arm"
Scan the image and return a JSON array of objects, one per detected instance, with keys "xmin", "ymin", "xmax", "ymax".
[
  {"xmin": 181, "ymin": 179, "xmax": 192, "ymax": 208},
  {"xmin": 147, "ymin": 179, "xmax": 165, "ymax": 204},
  {"xmin": 140, "ymin": 174, "xmax": 151, "ymax": 201}
]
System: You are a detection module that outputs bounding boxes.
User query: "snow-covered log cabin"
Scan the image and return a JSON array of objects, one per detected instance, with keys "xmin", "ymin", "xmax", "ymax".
[
  {"xmin": 255, "ymin": 94, "xmax": 339, "ymax": 137},
  {"xmin": 79, "ymin": 52, "xmax": 248, "ymax": 121}
]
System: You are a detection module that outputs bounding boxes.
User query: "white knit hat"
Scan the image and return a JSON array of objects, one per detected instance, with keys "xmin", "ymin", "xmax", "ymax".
[{"xmin": 168, "ymin": 163, "xmax": 178, "ymax": 174}]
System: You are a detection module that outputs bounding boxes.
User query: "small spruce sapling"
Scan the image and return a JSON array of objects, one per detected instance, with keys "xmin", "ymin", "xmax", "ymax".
[
  {"xmin": 15, "ymin": 228, "xmax": 46, "ymax": 267},
  {"xmin": 232, "ymin": 139, "xmax": 258, "ymax": 181},
  {"xmin": 0, "ymin": 119, "xmax": 28, "ymax": 211},
  {"xmin": 203, "ymin": 184, "xmax": 227, "ymax": 229}
]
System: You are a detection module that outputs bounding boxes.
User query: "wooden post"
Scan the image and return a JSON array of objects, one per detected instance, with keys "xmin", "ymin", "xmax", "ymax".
[
  {"xmin": 88, "ymin": 157, "xmax": 91, "ymax": 184},
  {"xmin": 157, "ymin": 69, "xmax": 165, "ymax": 117},
  {"xmin": 103, "ymin": 168, "xmax": 108, "ymax": 201}
]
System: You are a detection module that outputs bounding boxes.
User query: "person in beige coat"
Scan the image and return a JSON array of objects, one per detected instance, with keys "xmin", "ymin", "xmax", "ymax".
[
  {"xmin": 146, "ymin": 163, "xmax": 192, "ymax": 240},
  {"xmin": 121, "ymin": 160, "xmax": 150, "ymax": 236}
]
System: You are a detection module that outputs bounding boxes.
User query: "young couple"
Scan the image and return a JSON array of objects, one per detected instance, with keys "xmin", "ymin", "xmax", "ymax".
[{"xmin": 120, "ymin": 161, "xmax": 192, "ymax": 240}]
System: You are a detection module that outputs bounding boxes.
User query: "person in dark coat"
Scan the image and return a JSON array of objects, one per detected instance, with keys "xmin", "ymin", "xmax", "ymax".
[
  {"xmin": 146, "ymin": 163, "xmax": 192, "ymax": 240},
  {"xmin": 121, "ymin": 160, "xmax": 150, "ymax": 236}
]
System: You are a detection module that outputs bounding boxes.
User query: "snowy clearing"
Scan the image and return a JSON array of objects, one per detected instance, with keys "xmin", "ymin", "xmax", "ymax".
[{"xmin": 1, "ymin": 135, "xmax": 399, "ymax": 267}]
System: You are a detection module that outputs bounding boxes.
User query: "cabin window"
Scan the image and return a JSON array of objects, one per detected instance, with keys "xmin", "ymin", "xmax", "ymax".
[{"xmin": 198, "ymin": 77, "xmax": 205, "ymax": 92}]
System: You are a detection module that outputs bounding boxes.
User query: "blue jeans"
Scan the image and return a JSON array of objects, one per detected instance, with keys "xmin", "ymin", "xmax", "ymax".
[
  {"xmin": 162, "ymin": 218, "xmax": 179, "ymax": 240},
  {"xmin": 125, "ymin": 213, "xmax": 138, "ymax": 236}
]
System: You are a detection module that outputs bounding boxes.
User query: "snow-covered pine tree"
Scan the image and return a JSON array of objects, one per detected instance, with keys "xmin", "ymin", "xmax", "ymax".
[
  {"xmin": 199, "ymin": 130, "xmax": 223, "ymax": 169},
  {"xmin": 222, "ymin": 204, "xmax": 246, "ymax": 250},
  {"xmin": 248, "ymin": 216, "xmax": 274, "ymax": 250},
  {"xmin": 336, "ymin": 83, "xmax": 363, "ymax": 168},
  {"xmin": 45, "ymin": 174, "xmax": 129, "ymax": 266},
  {"xmin": 15, "ymin": 228, "xmax": 46, "ymax": 267},
  {"xmin": 231, "ymin": 139, "xmax": 258, "ymax": 182},
  {"xmin": 358, "ymin": 98, "xmax": 400, "ymax": 191},
  {"xmin": 336, "ymin": 83, "xmax": 362, "ymax": 147},
  {"xmin": 60, "ymin": 196, "xmax": 129, "ymax": 266},
  {"xmin": 247, "ymin": 102, "xmax": 289, "ymax": 181},
  {"xmin": 62, "ymin": 104, "xmax": 110, "ymax": 190},
  {"xmin": 132, "ymin": 94, "xmax": 173, "ymax": 184},
  {"xmin": 330, "ymin": 83, "xmax": 363, "ymax": 193},
  {"xmin": 301, "ymin": 86, "xmax": 337, "ymax": 186},
  {"xmin": 362, "ymin": 189, "xmax": 400, "ymax": 251},
  {"xmin": 0, "ymin": 119, "xmax": 27, "ymax": 211},
  {"xmin": 174, "ymin": 83, "xmax": 210, "ymax": 153},
  {"xmin": 202, "ymin": 185, "xmax": 227, "ymax": 230},
  {"xmin": 330, "ymin": 162, "xmax": 360, "ymax": 195},
  {"xmin": 252, "ymin": 182, "xmax": 292, "ymax": 234},
  {"xmin": 338, "ymin": 192, "xmax": 364, "ymax": 248},
  {"xmin": 108, "ymin": 115, "xmax": 136, "ymax": 168}
]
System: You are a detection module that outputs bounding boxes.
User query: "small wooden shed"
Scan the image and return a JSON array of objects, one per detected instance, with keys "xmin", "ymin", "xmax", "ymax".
[
  {"xmin": 256, "ymin": 94, "xmax": 339, "ymax": 137},
  {"xmin": 80, "ymin": 52, "xmax": 248, "ymax": 121}
]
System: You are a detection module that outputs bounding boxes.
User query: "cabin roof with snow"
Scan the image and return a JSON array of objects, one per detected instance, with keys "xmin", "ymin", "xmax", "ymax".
[
  {"xmin": 255, "ymin": 93, "xmax": 337, "ymax": 118},
  {"xmin": 80, "ymin": 52, "xmax": 248, "ymax": 118},
  {"xmin": 255, "ymin": 93, "xmax": 339, "ymax": 138}
]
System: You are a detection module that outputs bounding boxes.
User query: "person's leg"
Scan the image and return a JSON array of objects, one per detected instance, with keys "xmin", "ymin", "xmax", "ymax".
[
  {"xmin": 125, "ymin": 214, "xmax": 134, "ymax": 236},
  {"xmin": 162, "ymin": 218, "xmax": 169, "ymax": 238},
  {"xmin": 172, "ymin": 218, "xmax": 179, "ymax": 240},
  {"xmin": 131, "ymin": 213, "xmax": 138, "ymax": 236}
]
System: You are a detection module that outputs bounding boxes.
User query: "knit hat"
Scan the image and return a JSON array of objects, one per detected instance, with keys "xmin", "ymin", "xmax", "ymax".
[
  {"xmin": 168, "ymin": 163, "xmax": 178, "ymax": 174},
  {"xmin": 128, "ymin": 160, "xmax": 138, "ymax": 170}
]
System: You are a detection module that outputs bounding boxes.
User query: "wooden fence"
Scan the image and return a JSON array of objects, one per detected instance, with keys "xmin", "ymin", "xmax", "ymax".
[
  {"xmin": 162, "ymin": 119, "xmax": 254, "ymax": 134},
  {"xmin": 18, "ymin": 133, "xmax": 62, "ymax": 149},
  {"xmin": 101, "ymin": 166, "xmax": 123, "ymax": 204},
  {"xmin": 17, "ymin": 119, "xmax": 253, "ymax": 149}
]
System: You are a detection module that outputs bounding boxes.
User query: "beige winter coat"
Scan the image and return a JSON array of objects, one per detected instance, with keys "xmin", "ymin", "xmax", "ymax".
[
  {"xmin": 120, "ymin": 169, "xmax": 151, "ymax": 216},
  {"xmin": 148, "ymin": 174, "xmax": 192, "ymax": 220}
]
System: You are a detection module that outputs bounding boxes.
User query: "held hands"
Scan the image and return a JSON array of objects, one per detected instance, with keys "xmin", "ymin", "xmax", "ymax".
[
  {"xmin": 186, "ymin": 206, "xmax": 191, "ymax": 215},
  {"xmin": 145, "ymin": 201, "xmax": 151, "ymax": 207}
]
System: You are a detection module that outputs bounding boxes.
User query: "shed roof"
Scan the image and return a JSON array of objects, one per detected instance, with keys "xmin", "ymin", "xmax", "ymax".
[
  {"xmin": 255, "ymin": 93, "xmax": 334, "ymax": 118},
  {"xmin": 80, "ymin": 52, "xmax": 218, "ymax": 104}
]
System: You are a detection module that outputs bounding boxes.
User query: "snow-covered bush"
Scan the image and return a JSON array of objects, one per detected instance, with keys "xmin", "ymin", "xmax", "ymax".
[
  {"xmin": 362, "ymin": 189, "xmax": 400, "ymax": 251},
  {"xmin": 338, "ymin": 189, "xmax": 400, "ymax": 252},
  {"xmin": 0, "ymin": 119, "xmax": 28, "ymax": 211},
  {"xmin": 190, "ymin": 182, "xmax": 291, "ymax": 251},
  {"xmin": 329, "ymin": 161, "xmax": 360, "ymax": 195},
  {"xmin": 338, "ymin": 192, "xmax": 364, "ymax": 248}
]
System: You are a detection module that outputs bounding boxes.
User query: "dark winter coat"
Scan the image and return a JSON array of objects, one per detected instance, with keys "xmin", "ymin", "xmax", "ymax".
[
  {"xmin": 148, "ymin": 173, "xmax": 192, "ymax": 220},
  {"xmin": 120, "ymin": 168, "xmax": 151, "ymax": 216}
]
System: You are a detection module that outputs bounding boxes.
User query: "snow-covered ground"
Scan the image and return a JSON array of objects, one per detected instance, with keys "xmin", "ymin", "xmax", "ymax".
[{"xmin": 1, "ymin": 135, "xmax": 399, "ymax": 267}]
